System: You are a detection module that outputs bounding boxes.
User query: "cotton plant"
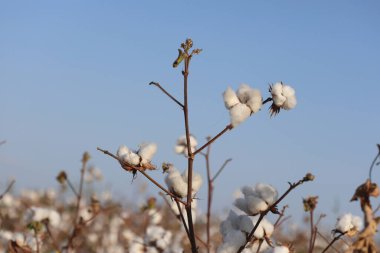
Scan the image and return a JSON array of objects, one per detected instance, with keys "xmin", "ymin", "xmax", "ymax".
[
  {"xmin": 175, "ymin": 134, "xmax": 198, "ymax": 156},
  {"xmin": 24, "ymin": 207, "xmax": 61, "ymax": 228}
]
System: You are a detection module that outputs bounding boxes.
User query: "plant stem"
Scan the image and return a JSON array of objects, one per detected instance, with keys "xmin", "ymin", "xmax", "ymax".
[
  {"xmin": 212, "ymin": 159, "xmax": 232, "ymax": 182},
  {"xmin": 204, "ymin": 138, "xmax": 213, "ymax": 253},
  {"xmin": 182, "ymin": 52, "xmax": 198, "ymax": 253},
  {"xmin": 308, "ymin": 209, "xmax": 314, "ymax": 253},
  {"xmin": 194, "ymin": 124, "xmax": 233, "ymax": 156},
  {"xmin": 321, "ymin": 232, "xmax": 345, "ymax": 253},
  {"xmin": 66, "ymin": 178, "xmax": 79, "ymax": 198},
  {"xmin": 368, "ymin": 150, "xmax": 380, "ymax": 182},
  {"xmin": 149, "ymin": 82, "xmax": 184, "ymax": 108},
  {"xmin": 0, "ymin": 179, "xmax": 15, "ymax": 200}
]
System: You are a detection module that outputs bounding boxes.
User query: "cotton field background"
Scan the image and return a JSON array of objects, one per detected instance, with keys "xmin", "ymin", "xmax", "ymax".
[{"xmin": 1, "ymin": 1, "xmax": 380, "ymax": 253}]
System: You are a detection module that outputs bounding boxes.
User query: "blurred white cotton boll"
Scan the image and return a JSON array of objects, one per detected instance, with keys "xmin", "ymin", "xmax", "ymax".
[
  {"xmin": 223, "ymin": 87, "xmax": 240, "ymax": 109},
  {"xmin": 246, "ymin": 89, "xmax": 262, "ymax": 113},
  {"xmin": 123, "ymin": 150, "xmax": 140, "ymax": 166},
  {"xmin": 117, "ymin": 145, "xmax": 129, "ymax": 158},
  {"xmin": 165, "ymin": 167, "xmax": 188, "ymax": 198},
  {"xmin": 181, "ymin": 169, "xmax": 203, "ymax": 193},
  {"xmin": 138, "ymin": 143, "xmax": 157, "ymax": 164},
  {"xmin": 272, "ymin": 246, "xmax": 290, "ymax": 253},
  {"xmin": 24, "ymin": 207, "xmax": 61, "ymax": 227},
  {"xmin": 282, "ymin": 95, "xmax": 297, "ymax": 110},
  {"xmin": 272, "ymin": 94, "xmax": 287, "ymax": 106},
  {"xmin": 247, "ymin": 195, "xmax": 268, "ymax": 214},
  {"xmin": 336, "ymin": 213, "xmax": 362, "ymax": 235},
  {"xmin": 230, "ymin": 103, "xmax": 251, "ymax": 127},
  {"xmin": 236, "ymin": 84, "xmax": 254, "ymax": 103},
  {"xmin": 234, "ymin": 198, "xmax": 249, "ymax": 214},
  {"xmin": 255, "ymin": 183, "xmax": 278, "ymax": 205},
  {"xmin": 174, "ymin": 135, "xmax": 198, "ymax": 156},
  {"xmin": 282, "ymin": 85, "xmax": 295, "ymax": 97},
  {"xmin": 270, "ymin": 82, "xmax": 283, "ymax": 96}
]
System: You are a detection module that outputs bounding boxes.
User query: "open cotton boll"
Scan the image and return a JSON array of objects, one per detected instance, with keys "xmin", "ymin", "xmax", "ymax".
[
  {"xmin": 282, "ymin": 85, "xmax": 295, "ymax": 97},
  {"xmin": 336, "ymin": 213, "xmax": 353, "ymax": 233},
  {"xmin": 351, "ymin": 215, "xmax": 363, "ymax": 231},
  {"xmin": 246, "ymin": 89, "xmax": 262, "ymax": 113},
  {"xmin": 117, "ymin": 145, "xmax": 129, "ymax": 158},
  {"xmin": 241, "ymin": 186, "xmax": 255, "ymax": 196},
  {"xmin": 282, "ymin": 95, "xmax": 297, "ymax": 110},
  {"xmin": 239, "ymin": 216, "xmax": 273, "ymax": 239},
  {"xmin": 25, "ymin": 207, "xmax": 61, "ymax": 227},
  {"xmin": 138, "ymin": 143, "xmax": 157, "ymax": 164},
  {"xmin": 255, "ymin": 183, "xmax": 278, "ymax": 205},
  {"xmin": 181, "ymin": 169, "xmax": 203, "ymax": 192},
  {"xmin": 272, "ymin": 246, "xmax": 290, "ymax": 253},
  {"xmin": 234, "ymin": 198, "xmax": 249, "ymax": 214},
  {"xmin": 165, "ymin": 170, "xmax": 188, "ymax": 198},
  {"xmin": 123, "ymin": 151, "xmax": 140, "ymax": 166},
  {"xmin": 236, "ymin": 84, "xmax": 254, "ymax": 103},
  {"xmin": 272, "ymin": 94, "xmax": 286, "ymax": 106},
  {"xmin": 220, "ymin": 211, "xmax": 240, "ymax": 236},
  {"xmin": 223, "ymin": 87, "xmax": 240, "ymax": 109},
  {"xmin": 219, "ymin": 229, "xmax": 246, "ymax": 253},
  {"xmin": 174, "ymin": 145, "xmax": 186, "ymax": 154},
  {"xmin": 230, "ymin": 103, "xmax": 251, "ymax": 127},
  {"xmin": 247, "ymin": 195, "xmax": 268, "ymax": 215},
  {"xmin": 270, "ymin": 82, "xmax": 283, "ymax": 96}
]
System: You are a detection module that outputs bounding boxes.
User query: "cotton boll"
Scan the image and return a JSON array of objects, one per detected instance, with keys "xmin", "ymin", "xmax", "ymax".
[
  {"xmin": 246, "ymin": 89, "xmax": 262, "ymax": 113},
  {"xmin": 123, "ymin": 151, "xmax": 140, "ymax": 166},
  {"xmin": 241, "ymin": 186, "xmax": 256, "ymax": 197},
  {"xmin": 272, "ymin": 246, "xmax": 290, "ymax": 253},
  {"xmin": 230, "ymin": 103, "xmax": 251, "ymax": 127},
  {"xmin": 117, "ymin": 145, "xmax": 129, "ymax": 158},
  {"xmin": 351, "ymin": 215, "xmax": 363, "ymax": 231},
  {"xmin": 192, "ymin": 173, "xmax": 203, "ymax": 192},
  {"xmin": 165, "ymin": 170, "xmax": 188, "ymax": 198},
  {"xmin": 336, "ymin": 213, "xmax": 353, "ymax": 233},
  {"xmin": 234, "ymin": 198, "xmax": 249, "ymax": 214},
  {"xmin": 255, "ymin": 183, "xmax": 278, "ymax": 205},
  {"xmin": 282, "ymin": 85, "xmax": 295, "ymax": 97},
  {"xmin": 272, "ymin": 94, "xmax": 286, "ymax": 106},
  {"xmin": 175, "ymin": 145, "xmax": 186, "ymax": 154},
  {"xmin": 270, "ymin": 83, "xmax": 283, "ymax": 96},
  {"xmin": 282, "ymin": 95, "xmax": 297, "ymax": 110},
  {"xmin": 223, "ymin": 229, "xmax": 246, "ymax": 249},
  {"xmin": 247, "ymin": 195, "xmax": 268, "ymax": 215},
  {"xmin": 237, "ymin": 84, "xmax": 254, "ymax": 103},
  {"xmin": 260, "ymin": 219, "xmax": 274, "ymax": 237},
  {"xmin": 138, "ymin": 143, "xmax": 157, "ymax": 164},
  {"xmin": 224, "ymin": 87, "xmax": 240, "ymax": 109}
]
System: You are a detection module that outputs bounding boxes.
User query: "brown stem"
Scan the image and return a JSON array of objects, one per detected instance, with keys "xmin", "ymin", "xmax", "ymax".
[
  {"xmin": 262, "ymin": 97, "xmax": 273, "ymax": 105},
  {"xmin": 321, "ymin": 232, "xmax": 345, "ymax": 253},
  {"xmin": 273, "ymin": 205, "xmax": 288, "ymax": 229},
  {"xmin": 316, "ymin": 231, "xmax": 340, "ymax": 253},
  {"xmin": 193, "ymin": 124, "xmax": 233, "ymax": 156},
  {"xmin": 204, "ymin": 137, "xmax": 212, "ymax": 253},
  {"xmin": 0, "ymin": 179, "xmax": 15, "ymax": 200},
  {"xmin": 96, "ymin": 147, "xmax": 187, "ymax": 206},
  {"xmin": 308, "ymin": 209, "xmax": 314, "ymax": 253},
  {"xmin": 34, "ymin": 229, "xmax": 40, "ymax": 253},
  {"xmin": 43, "ymin": 222, "xmax": 61, "ymax": 253},
  {"xmin": 369, "ymin": 150, "xmax": 380, "ymax": 182},
  {"xmin": 66, "ymin": 178, "xmax": 79, "ymax": 198},
  {"xmin": 212, "ymin": 158, "xmax": 232, "ymax": 182},
  {"xmin": 175, "ymin": 200, "xmax": 191, "ymax": 239},
  {"xmin": 182, "ymin": 53, "xmax": 197, "ymax": 253},
  {"xmin": 237, "ymin": 175, "xmax": 313, "ymax": 253},
  {"xmin": 149, "ymin": 82, "xmax": 184, "ymax": 108}
]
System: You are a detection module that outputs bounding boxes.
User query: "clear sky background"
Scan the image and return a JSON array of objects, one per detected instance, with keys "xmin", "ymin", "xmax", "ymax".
[{"xmin": 1, "ymin": 1, "xmax": 380, "ymax": 227}]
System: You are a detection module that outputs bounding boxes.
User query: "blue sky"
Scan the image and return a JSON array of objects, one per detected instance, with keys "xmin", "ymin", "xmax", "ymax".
[{"xmin": 1, "ymin": 1, "xmax": 380, "ymax": 226}]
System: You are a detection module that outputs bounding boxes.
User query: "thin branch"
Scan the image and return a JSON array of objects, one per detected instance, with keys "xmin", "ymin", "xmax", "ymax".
[
  {"xmin": 204, "ymin": 138, "xmax": 212, "ymax": 253},
  {"xmin": 237, "ymin": 174, "xmax": 314, "ymax": 253},
  {"xmin": 212, "ymin": 158, "xmax": 232, "ymax": 182},
  {"xmin": 66, "ymin": 178, "xmax": 79, "ymax": 198},
  {"xmin": 34, "ymin": 229, "xmax": 40, "ymax": 253},
  {"xmin": 43, "ymin": 221, "xmax": 61, "ymax": 253},
  {"xmin": 368, "ymin": 147, "xmax": 380, "ymax": 181},
  {"xmin": 262, "ymin": 97, "xmax": 273, "ymax": 105},
  {"xmin": 321, "ymin": 232, "xmax": 346, "ymax": 253},
  {"xmin": 273, "ymin": 205, "xmax": 288, "ymax": 229},
  {"xmin": 97, "ymin": 147, "xmax": 187, "ymax": 206},
  {"xmin": 149, "ymin": 82, "xmax": 184, "ymax": 108},
  {"xmin": 175, "ymin": 200, "xmax": 191, "ymax": 239},
  {"xmin": 308, "ymin": 209, "xmax": 314, "ymax": 253},
  {"xmin": 316, "ymin": 231, "xmax": 340, "ymax": 253},
  {"xmin": 193, "ymin": 124, "xmax": 233, "ymax": 156},
  {"xmin": 0, "ymin": 179, "xmax": 15, "ymax": 200}
]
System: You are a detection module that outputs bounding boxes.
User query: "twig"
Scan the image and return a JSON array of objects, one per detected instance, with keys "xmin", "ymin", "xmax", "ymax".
[
  {"xmin": 66, "ymin": 178, "xmax": 79, "ymax": 198},
  {"xmin": 262, "ymin": 97, "xmax": 273, "ymax": 105},
  {"xmin": 308, "ymin": 209, "xmax": 314, "ymax": 253},
  {"xmin": 368, "ymin": 146, "xmax": 380, "ymax": 182},
  {"xmin": 0, "ymin": 179, "xmax": 15, "ymax": 200},
  {"xmin": 193, "ymin": 124, "xmax": 233, "ymax": 156},
  {"xmin": 34, "ymin": 229, "xmax": 40, "ymax": 253},
  {"xmin": 97, "ymin": 147, "xmax": 187, "ymax": 206},
  {"xmin": 237, "ymin": 174, "xmax": 314, "ymax": 253},
  {"xmin": 316, "ymin": 231, "xmax": 340, "ymax": 253},
  {"xmin": 149, "ymin": 82, "xmax": 184, "ymax": 108},
  {"xmin": 204, "ymin": 138, "xmax": 212, "ymax": 253},
  {"xmin": 175, "ymin": 200, "xmax": 191, "ymax": 239},
  {"xmin": 212, "ymin": 158, "xmax": 232, "ymax": 182},
  {"xmin": 321, "ymin": 232, "xmax": 346, "ymax": 253},
  {"xmin": 273, "ymin": 205, "xmax": 288, "ymax": 229},
  {"xmin": 43, "ymin": 221, "xmax": 61, "ymax": 253}
]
